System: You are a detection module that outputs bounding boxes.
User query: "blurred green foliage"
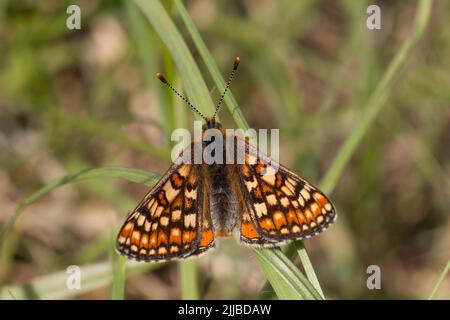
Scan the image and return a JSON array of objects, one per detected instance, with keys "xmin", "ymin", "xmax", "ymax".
[{"xmin": 0, "ymin": 0, "xmax": 448, "ymax": 299}]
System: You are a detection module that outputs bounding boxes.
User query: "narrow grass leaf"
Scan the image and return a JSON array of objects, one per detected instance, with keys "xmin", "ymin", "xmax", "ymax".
[
  {"xmin": 179, "ymin": 260, "xmax": 199, "ymax": 299},
  {"xmin": 253, "ymin": 248, "xmax": 322, "ymax": 300},
  {"xmin": 294, "ymin": 241, "xmax": 325, "ymax": 299},
  {"xmin": 319, "ymin": 0, "xmax": 432, "ymax": 194},
  {"xmin": 0, "ymin": 260, "xmax": 162, "ymax": 300},
  {"xmin": 428, "ymin": 259, "xmax": 450, "ymax": 300},
  {"xmin": 0, "ymin": 167, "xmax": 159, "ymax": 249},
  {"xmin": 110, "ymin": 230, "xmax": 127, "ymax": 300}
]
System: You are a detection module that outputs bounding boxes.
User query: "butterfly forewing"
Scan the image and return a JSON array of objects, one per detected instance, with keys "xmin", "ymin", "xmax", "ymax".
[{"xmin": 116, "ymin": 146, "xmax": 215, "ymax": 262}]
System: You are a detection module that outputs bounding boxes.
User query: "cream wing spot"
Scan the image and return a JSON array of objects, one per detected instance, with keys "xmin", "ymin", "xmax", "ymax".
[
  {"xmin": 280, "ymin": 197, "xmax": 290, "ymax": 207},
  {"xmin": 245, "ymin": 177, "xmax": 258, "ymax": 191},
  {"xmin": 171, "ymin": 210, "xmax": 181, "ymax": 222},
  {"xmin": 137, "ymin": 215, "xmax": 146, "ymax": 227},
  {"xmin": 261, "ymin": 174, "xmax": 276, "ymax": 186},
  {"xmin": 160, "ymin": 216, "xmax": 169, "ymax": 227},
  {"xmin": 132, "ymin": 230, "xmax": 140, "ymax": 242},
  {"xmin": 144, "ymin": 220, "xmax": 151, "ymax": 232},
  {"xmin": 310, "ymin": 203, "xmax": 319, "ymax": 215},
  {"xmin": 286, "ymin": 178, "xmax": 297, "ymax": 189},
  {"xmin": 254, "ymin": 202, "xmax": 268, "ymax": 218},
  {"xmin": 300, "ymin": 189, "xmax": 311, "ymax": 201},
  {"xmin": 154, "ymin": 206, "xmax": 164, "ymax": 218},
  {"xmin": 281, "ymin": 186, "xmax": 294, "ymax": 196},
  {"xmin": 147, "ymin": 199, "xmax": 156, "ymax": 211},
  {"xmin": 297, "ymin": 194, "xmax": 305, "ymax": 207},
  {"xmin": 266, "ymin": 194, "xmax": 277, "ymax": 206},
  {"xmin": 184, "ymin": 213, "xmax": 196, "ymax": 228}
]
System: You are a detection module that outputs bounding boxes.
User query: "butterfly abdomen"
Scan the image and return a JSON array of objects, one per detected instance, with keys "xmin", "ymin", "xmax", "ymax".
[{"xmin": 206, "ymin": 164, "xmax": 240, "ymax": 237}]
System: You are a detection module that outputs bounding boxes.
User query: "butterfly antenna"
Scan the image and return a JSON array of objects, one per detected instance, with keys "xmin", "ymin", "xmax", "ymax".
[
  {"xmin": 213, "ymin": 56, "xmax": 240, "ymax": 118},
  {"xmin": 155, "ymin": 72, "xmax": 207, "ymax": 121}
]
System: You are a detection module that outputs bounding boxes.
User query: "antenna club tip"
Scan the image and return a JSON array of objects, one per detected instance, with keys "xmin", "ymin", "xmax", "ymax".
[
  {"xmin": 233, "ymin": 56, "xmax": 240, "ymax": 70},
  {"xmin": 155, "ymin": 72, "xmax": 167, "ymax": 83}
]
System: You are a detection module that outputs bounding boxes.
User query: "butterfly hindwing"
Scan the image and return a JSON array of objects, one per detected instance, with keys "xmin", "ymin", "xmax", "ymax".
[
  {"xmin": 237, "ymin": 138, "xmax": 337, "ymax": 245},
  {"xmin": 116, "ymin": 149, "xmax": 215, "ymax": 262}
]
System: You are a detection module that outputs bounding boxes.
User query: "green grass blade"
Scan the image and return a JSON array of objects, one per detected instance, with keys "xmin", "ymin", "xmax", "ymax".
[
  {"xmin": 428, "ymin": 259, "xmax": 450, "ymax": 300},
  {"xmin": 110, "ymin": 229, "xmax": 127, "ymax": 300},
  {"xmin": 125, "ymin": 1, "xmax": 177, "ymax": 141},
  {"xmin": 319, "ymin": 0, "xmax": 432, "ymax": 194},
  {"xmin": 294, "ymin": 241, "xmax": 325, "ymax": 299},
  {"xmin": 253, "ymin": 248, "xmax": 322, "ymax": 300},
  {"xmin": 179, "ymin": 260, "xmax": 199, "ymax": 299},
  {"xmin": 174, "ymin": 0, "xmax": 249, "ymax": 130},
  {"xmin": 134, "ymin": 0, "xmax": 215, "ymax": 118},
  {"xmin": 0, "ymin": 260, "xmax": 162, "ymax": 300},
  {"xmin": 110, "ymin": 255, "xmax": 126, "ymax": 300},
  {"xmin": 0, "ymin": 167, "xmax": 160, "ymax": 249}
]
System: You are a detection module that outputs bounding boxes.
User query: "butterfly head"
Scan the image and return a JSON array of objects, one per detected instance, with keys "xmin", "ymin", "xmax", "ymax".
[
  {"xmin": 156, "ymin": 57, "xmax": 240, "ymax": 124},
  {"xmin": 203, "ymin": 116, "xmax": 222, "ymax": 130}
]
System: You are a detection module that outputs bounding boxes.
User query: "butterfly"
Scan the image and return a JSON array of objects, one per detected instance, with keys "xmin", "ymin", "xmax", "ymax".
[{"xmin": 116, "ymin": 57, "xmax": 337, "ymax": 262}]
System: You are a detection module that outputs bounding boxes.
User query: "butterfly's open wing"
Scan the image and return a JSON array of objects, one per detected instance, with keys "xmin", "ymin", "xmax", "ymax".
[
  {"xmin": 236, "ymin": 138, "xmax": 337, "ymax": 246},
  {"xmin": 116, "ymin": 148, "xmax": 215, "ymax": 262}
]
